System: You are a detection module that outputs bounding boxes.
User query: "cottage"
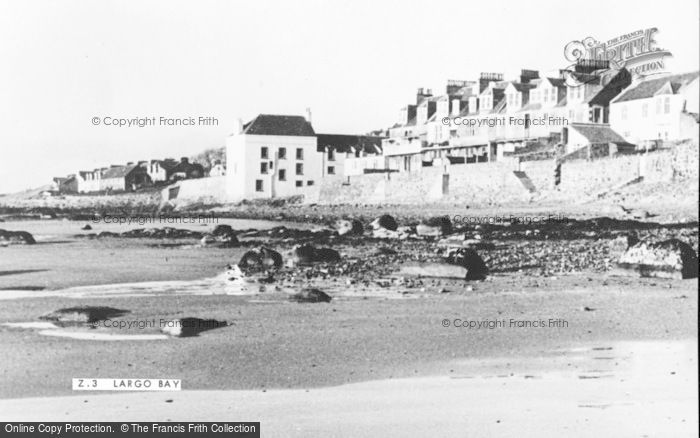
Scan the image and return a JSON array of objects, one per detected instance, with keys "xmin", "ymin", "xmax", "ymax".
[
  {"xmin": 147, "ymin": 159, "xmax": 178, "ymax": 183},
  {"xmin": 52, "ymin": 175, "xmax": 77, "ymax": 194},
  {"xmin": 610, "ymin": 71, "xmax": 699, "ymax": 145},
  {"xmin": 100, "ymin": 163, "xmax": 150, "ymax": 192},
  {"xmin": 209, "ymin": 160, "xmax": 226, "ymax": 177},
  {"xmin": 169, "ymin": 157, "xmax": 204, "ymax": 181},
  {"xmin": 316, "ymin": 134, "xmax": 384, "ymax": 177}
]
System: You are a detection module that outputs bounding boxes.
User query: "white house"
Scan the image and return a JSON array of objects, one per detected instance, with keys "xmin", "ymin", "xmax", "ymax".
[
  {"xmin": 610, "ymin": 71, "xmax": 700, "ymax": 145},
  {"xmin": 209, "ymin": 160, "xmax": 226, "ymax": 177},
  {"xmin": 316, "ymin": 134, "xmax": 383, "ymax": 178},
  {"xmin": 225, "ymin": 114, "xmax": 321, "ymax": 200}
]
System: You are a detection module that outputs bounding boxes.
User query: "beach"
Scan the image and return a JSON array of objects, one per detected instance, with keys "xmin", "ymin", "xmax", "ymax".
[{"xmin": 0, "ymin": 213, "xmax": 697, "ymax": 437}]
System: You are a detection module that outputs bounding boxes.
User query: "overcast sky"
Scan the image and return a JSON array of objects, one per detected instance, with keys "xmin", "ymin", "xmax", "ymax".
[{"xmin": 1, "ymin": 0, "xmax": 698, "ymax": 193}]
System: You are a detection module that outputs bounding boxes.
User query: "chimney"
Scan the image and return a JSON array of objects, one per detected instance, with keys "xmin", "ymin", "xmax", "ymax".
[
  {"xmin": 305, "ymin": 107, "xmax": 312, "ymax": 124},
  {"xmin": 126, "ymin": 162, "xmax": 134, "ymax": 166},
  {"xmin": 180, "ymin": 157, "xmax": 189, "ymax": 163},
  {"xmin": 235, "ymin": 118, "xmax": 243, "ymax": 134},
  {"xmin": 479, "ymin": 72, "xmax": 504, "ymax": 92},
  {"xmin": 416, "ymin": 87, "xmax": 432, "ymax": 104},
  {"xmin": 446, "ymin": 79, "xmax": 474, "ymax": 95},
  {"xmin": 110, "ymin": 164, "xmax": 120, "ymax": 168},
  {"xmin": 520, "ymin": 69, "xmax": 540, "ymax": 84}
]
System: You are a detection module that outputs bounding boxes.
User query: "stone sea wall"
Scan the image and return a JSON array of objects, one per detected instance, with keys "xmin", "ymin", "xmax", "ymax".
[{"xmin": 313, "ymin": 141, "xmax": 698, "ymax": 205}]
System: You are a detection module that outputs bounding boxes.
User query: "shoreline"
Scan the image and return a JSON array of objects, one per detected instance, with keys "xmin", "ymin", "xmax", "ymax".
[
  {"xmin": 0, "ymin": 275, "xmax": 696, "ymax": 399},
  {"xmin": 1, "ymin": 339, "xmax": 696, "ymax": 437}
]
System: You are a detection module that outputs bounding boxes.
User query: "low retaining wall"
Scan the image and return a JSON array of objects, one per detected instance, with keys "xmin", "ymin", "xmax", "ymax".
[
  {"xmin": 315, "ymin": 141, "xmax": 698, "ymax": 205},
  {"xmin": 163, "ymin": 176, "xmax": 227, "ymax": 205}
]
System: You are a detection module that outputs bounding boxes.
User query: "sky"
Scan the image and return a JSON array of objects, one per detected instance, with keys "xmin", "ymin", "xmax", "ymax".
[{"xmin": 0, "ymin": 0, "xmax": 698, "ymax": 193}]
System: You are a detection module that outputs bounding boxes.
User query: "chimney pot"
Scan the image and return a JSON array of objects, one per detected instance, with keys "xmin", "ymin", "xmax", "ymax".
[{"xmin": 305, "ymin": 107, "xmax": 312, "ymax": 124}]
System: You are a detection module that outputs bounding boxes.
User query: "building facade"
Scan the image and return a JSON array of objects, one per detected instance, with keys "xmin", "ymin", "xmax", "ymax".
[
  {"xmin": 610, "ymin": 71, "xmax": 699, "ymax": 145},
  {"xmin": 226, "ymin": 114, "xmax": 321, "ymax": 200}
]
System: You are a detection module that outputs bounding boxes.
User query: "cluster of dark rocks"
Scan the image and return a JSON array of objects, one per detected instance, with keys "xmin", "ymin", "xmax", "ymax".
[{"xmin": 0, "ymin": 229, "xmax": 36, "ymax": 245}]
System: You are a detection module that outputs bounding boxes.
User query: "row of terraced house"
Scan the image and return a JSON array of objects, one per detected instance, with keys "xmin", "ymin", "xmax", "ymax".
[
  {"xmin": 346, "ymin": 68, "xmax": 699, "ymax": 175},
  {"xmin": 52, "ymin": 157, "xmax": 206, "ymax": 194},
  {"xmin": 220, "ymin": 67, "xmax": 697, "ymax": 201}
]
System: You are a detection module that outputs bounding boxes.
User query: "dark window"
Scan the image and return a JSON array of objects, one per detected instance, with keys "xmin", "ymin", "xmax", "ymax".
[
  {"xmin": 260, "ymin": 162, "xmax": 268, "ymax": 174},
  {"xmin": 327, "ymin": 166, "xmax": 335, "ymax": 175},
  {"xmin": 296, "ymin": 163, "xmax": 303, "ymax": 175},
  {"xmin": 261, "ymin": 147, "xmax": 268, "ymax": 159},
  {"xmin": 307, "ymin": 180, "xmax": 314, "ymax": 186},
  {"xmin": 328, "ymin": 149, "xmax": 335, "ymax": 161},
  {"xmin": 278, "ymin": 147, "xmax": 286, "ymax": 159},
  {"xmin": 278, "ymin": 169, "xmax": 286, "ymax": 181},
  {"xmin": 295, "ymin": 180, "xmax": 303, "ymax": 187},
  {"xmin": 296, "ymin": 148, "xmax": 303, "ymax": 160},
  {"xmin": 255, "ymin": 180, "xmax": 263, "ymax": 192}
]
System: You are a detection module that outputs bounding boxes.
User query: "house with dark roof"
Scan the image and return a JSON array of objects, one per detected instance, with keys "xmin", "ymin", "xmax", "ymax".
[
  {"xmin": 610, "ymin": 71, "xmax": 699, "ymax": 144},
  {"xmin": 226, "ymin": 112, "xmax": 385, "ymax": 199},
  {"xmin": 147, "ymin": 159, "xmax": 179, "ymax": 183},
  {"xmin": 100, "ymin": 163, "xmax": 150, "ymax": 192},
  {"xmin": 316, "ymin": 134, "xmax": 384, "ymax": 177},
  {"xmin": 562, "ymin": 123, "xmax": 634, "ymax": 156},
  {"xmin": 226, "ymin": 112, "xmax": 321, "ymax": 200},
  {"xmin": 169, "ymin": 157, "xmax": 204, "ymax": 181},
  {"xmin": 565, "ymin": 68, "xmax": 632, "ymax": 125},
  {"xmin": 52, "ymin": 175, "xmax": 78, "ymax": 194}
]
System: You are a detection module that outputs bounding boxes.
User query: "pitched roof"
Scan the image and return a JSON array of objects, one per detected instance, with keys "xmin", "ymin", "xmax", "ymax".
[
  {"xmin": 613, "ymin": 71, "xmax": 699, "ymax": 103},
  {"xmin": 511, "ymin": 82, "xmax": 537, "ymax": 93},
  {"xmin": 316, "ymin": 134, "xmax": 385, "ymax": 154},
  {"xmin": 242, "ymin": 114, "xmax": 315, "ymax": 136},
  {"xmin": 102, "ymin": 164, "xmax": 138, "ymax": 179},
  {"xmin": 570, "ymin": 123, "xmax": 628, "ymax": 144},
  {"xmin": 151, "ymin": 159, "xmax": 178, "ymax": 170},
  {"xmin": 544, "ymin": 77, "xmax": 566, "ymax": 88}
]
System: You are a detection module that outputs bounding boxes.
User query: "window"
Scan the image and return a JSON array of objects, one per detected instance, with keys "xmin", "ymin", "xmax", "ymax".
[
  {"xmin": 642, "ymin": 103, "xmax": 648, "ymax": 118},
  {"xmin": 278, "ymin": 147, "xmax": 286, "ymax": 159},
  {"xmin": 307, "ymin": 180, "xmax": 314, "ymax": 186},
  {"xmin": 328, "ymin": 149, "xmax": 335, "ymax": 161},
  {"xmin": 296, "ymin": 163, "xmax": 303, "ymax": 175},
  {"xmin": 544, "ymin": 89, "xmax": 549, "ymax": 102},
  {"xmin": 296, "ymin": 148, "xmax": 303, "ymax": 160},
  {"xmin": 295, "ymin": 181, "xmax": 303, "ymax": 187},
  {"xmin": 621, "ymin": 105, "xmax": 628, "ymax": 121},
  {"xmin": 656, "ymin": 98, "xmax": 662, "ymax": 114},
  {"xmin": 327, "ymin": 166, "xmax": 335, "ymax": 175},
  {"xmin": 278, "ymin": 169, "xmax": 286, "ymax": 181},
  {"xmin": 261, "ymin": 147, "xmax": 268, "ymax": 159},
  {"xmin": 260, "ymin": 162, "xmax": 268, "ymax": 174},
  {"xmin": 255, "ymin": 180, "xmax": 263, "ymax": 192},
  {"xmin": 664, "ymin": 97, "xmax": 670, "ymax": 114}
]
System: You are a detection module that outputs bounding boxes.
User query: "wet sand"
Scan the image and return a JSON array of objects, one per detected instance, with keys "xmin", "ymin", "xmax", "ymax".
[
  {"xmin": 0, "ymin": 217, "xmax": 697, "ymax": 436},
  {"xmin": 0, "ymin": 340, "xmax": 696, "ymax": 437}
]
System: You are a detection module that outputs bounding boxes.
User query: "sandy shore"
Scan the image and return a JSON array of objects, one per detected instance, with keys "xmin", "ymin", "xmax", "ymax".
[
  {"xmin": 1, "ymin": 215, "xmax": 697, "ymax": 436},
  {"xmin": 1, "ymin": 340, "xmax": 696, "ymax": 437}
]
